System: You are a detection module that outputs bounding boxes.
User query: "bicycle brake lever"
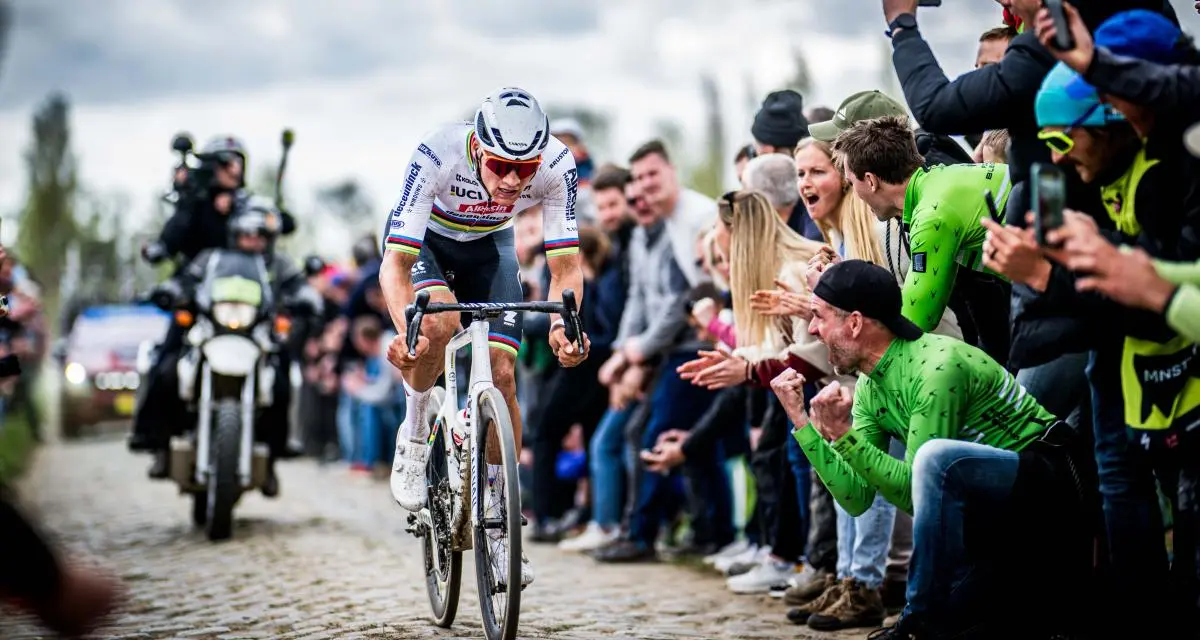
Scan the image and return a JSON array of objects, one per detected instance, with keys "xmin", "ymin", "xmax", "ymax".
[{"xmin": 560, "ymin": 289, "xmax": 581, "ymax": 345}]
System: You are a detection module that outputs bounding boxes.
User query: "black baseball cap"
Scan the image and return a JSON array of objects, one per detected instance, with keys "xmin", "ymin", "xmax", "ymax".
[{"xmin": 813, "ymin": 260, "xmax": 923, "ymax": 341}]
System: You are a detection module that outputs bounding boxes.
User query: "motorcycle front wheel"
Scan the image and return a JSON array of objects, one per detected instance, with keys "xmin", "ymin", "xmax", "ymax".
[{"xmin": 205, "ymin": 399, "xmax": 241, "ymax": 541}]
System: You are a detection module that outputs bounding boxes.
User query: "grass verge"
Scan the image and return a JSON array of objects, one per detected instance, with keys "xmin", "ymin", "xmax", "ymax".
[{"xmin": 0, "ymin": 408, "xmax": 35, "ymax": 484}]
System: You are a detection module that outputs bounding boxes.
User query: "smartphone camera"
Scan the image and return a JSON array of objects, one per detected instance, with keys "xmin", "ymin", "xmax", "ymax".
[
  {"xmin": 1031, "ymin": 162, "xmax": 1066, "ymax": 247},
  {"xmin": 1043, "ymin": 0, "xmax": 1076, "ymax": 50}
]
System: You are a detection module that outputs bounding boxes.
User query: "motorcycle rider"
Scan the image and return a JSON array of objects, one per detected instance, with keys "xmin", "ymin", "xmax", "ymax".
[
  {"xmin": 142, "ymin": 195, "xmax": 318, "ymax": 496},
  {"xmin": 131, "ymin": 135, "xmax": 295, "ymax": 476}
]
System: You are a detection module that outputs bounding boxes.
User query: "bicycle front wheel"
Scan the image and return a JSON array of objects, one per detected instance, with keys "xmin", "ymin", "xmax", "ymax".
[{"xmin": 471, "ymin": 387, "xmax": 522, "ymax": 640}]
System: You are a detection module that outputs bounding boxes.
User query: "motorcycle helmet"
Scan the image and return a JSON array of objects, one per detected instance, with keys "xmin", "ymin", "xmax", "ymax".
[
  {"xmin": 228, "ymin": 195, "xmax": 282, "ymax": 257},
  {"xmin": 199, "ymin": 135, "xmax": 249, "ymax": 188}
]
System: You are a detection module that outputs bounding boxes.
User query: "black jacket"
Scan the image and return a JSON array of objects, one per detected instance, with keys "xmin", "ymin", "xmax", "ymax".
[{"xmin": 158, "ymin": 190, "xmax": 297, "ymax": 271}]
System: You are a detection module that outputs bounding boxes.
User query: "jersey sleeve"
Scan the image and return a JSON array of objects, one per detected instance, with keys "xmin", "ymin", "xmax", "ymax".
[
  {"xmin": 793, "ymin": 388, "xmax": 893, "ymax": 517},
  {"xmin": 383, "ymin": 135, "xmax": 447, "ymax": 257},
  {"xmin": 539, "ymin": 146, "xmax": 580, "ymax": 259},
  {"xmin": 901, "ymin": 207, "xmax": 963, "ymax": 331},
  {"xmin": 832, "ymin": 361, "xmax": 965, "ymax": 515}
]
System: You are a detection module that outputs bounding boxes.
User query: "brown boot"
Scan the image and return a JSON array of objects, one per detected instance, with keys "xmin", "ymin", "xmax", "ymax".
[
  {"xmin": 785, "ymin": 576, "xmax": 845, "ymax": 625},
  {"xmin": 806, "ymin": 578, "xmax": 886, "ymax": 631},
  {"xmin": 784, "ymin": 569, "xmax": 834, "ymax": 606}
]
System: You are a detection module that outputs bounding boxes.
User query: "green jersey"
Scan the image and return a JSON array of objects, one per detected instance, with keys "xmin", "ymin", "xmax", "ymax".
[
  {"xmin": 902, "ymin": 163, "xmax": 1012, "ymax": 330},
  {"xmin": 794, "ymin": 333, "xmax": 1054, "ymax": 516}
]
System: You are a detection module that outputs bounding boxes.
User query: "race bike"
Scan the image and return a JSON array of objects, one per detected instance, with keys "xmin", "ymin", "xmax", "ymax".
[
  {"xmin": 403, "ymin": 289, "xmax": 584, "ymax": 640},
  {"xmin": 148, "ymin": 249, "xmax": 307, "ymax": 541}
]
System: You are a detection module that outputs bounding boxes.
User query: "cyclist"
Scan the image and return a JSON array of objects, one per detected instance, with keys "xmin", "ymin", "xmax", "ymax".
[{"xmin": 379, "ymin": 87, "xmax": 590, "ymax": 588}]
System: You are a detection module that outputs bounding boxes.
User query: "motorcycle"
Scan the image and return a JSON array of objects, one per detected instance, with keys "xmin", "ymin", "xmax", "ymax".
[{"xmin": 150, "ymin": 249, "xmax": 294, "ymax": 541}]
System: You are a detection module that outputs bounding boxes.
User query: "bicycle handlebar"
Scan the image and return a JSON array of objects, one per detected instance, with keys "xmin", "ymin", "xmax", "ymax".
[{"xmin": 405, "ymin": 289, "xmax": 585, "ymax": 357}]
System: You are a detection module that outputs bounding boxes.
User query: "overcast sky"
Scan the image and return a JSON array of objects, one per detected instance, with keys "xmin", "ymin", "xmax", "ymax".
[{"xmin": 1, "ymin": 0, "xmax": 1197, "ymax": 258}]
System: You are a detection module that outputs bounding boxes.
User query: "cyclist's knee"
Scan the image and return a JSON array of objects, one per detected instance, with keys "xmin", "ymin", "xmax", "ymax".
[
  {"xmin": 423, "ymin": 312, "xmax": 458, "ymax": 348},
  {"xmin": 490, "ymin": 353, "xmax": 517, "ymax": 391}
]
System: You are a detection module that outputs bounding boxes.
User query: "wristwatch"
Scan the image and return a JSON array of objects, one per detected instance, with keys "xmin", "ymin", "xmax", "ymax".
[{"xmin": 886, "ymin": 13, "xmax": 918, "ymax": 39}]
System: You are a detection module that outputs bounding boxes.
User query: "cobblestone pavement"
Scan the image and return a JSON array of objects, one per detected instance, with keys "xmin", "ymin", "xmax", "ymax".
[{"xmin": 2, "ymin": 436, "xmax": 874, "ymax": 640}]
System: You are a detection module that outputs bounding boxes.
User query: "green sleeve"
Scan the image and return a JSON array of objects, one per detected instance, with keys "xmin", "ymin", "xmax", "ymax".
[
  {"xmin": 901, "ymin": 209, "xmax": 962, "ymax": 331},
  {"xmin": 1154, "ymin": 259, "xmax": 1200, "ymax": 286},
  {"xmin": 1166, "ymin": 284, "xmax": 1200, "ymax": 343},
  {"xmin": 832, "ymin": 364, "xmax": 966, "ymax": 514},
  {"xmin": 793, "ymin": 414, "xmax": 887, "ymax": 517}
]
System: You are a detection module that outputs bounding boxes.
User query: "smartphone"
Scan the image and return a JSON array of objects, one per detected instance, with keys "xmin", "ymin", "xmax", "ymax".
[
  {"xmin": 1043, "ymin": 0, "xmax": 1076, "ymax": 50},
  {"xmin": 917, "ymin": 0, "xmax": 942, "ymax": 5},
  {"xmin": 1031, "ymin": 162, "xmax": 1066, "ymax": 246},
  {"xmin": 983, "ymin": 190, "xmax": 1001, "ymax": 221}
]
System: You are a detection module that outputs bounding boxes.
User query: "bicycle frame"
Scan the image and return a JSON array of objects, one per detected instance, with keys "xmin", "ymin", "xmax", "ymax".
[{"xmin": 435, "ymin": 317, "xmax": 494, "ymax": 551}]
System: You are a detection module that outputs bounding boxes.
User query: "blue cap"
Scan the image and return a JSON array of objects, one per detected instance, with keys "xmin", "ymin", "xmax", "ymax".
[
  {"xmin": 1036, "ymin": 62, "xmax": 1125, "ymax": 128},
  {"xmin": 1097, "ymin": 9, "xmax": 1184, "ymax": 63},
  {"xmin": 1067, "ymin": 10, "xmax": 1184, "ymax": 96}
]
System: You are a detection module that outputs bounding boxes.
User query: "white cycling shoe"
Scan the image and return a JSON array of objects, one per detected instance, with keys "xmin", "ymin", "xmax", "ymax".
[{"xmin": 390, "ymin": 437, "xmax": 431, "ymax": 511}]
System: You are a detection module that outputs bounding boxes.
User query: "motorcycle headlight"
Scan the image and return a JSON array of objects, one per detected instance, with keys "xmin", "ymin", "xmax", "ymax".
[
  {"xmin": 65, "ymin": 362, "xmax": 87, "ymax": 386},
  {"xmin": 212, "ymin": 302, "xmax": 258, "ymax": 330}
]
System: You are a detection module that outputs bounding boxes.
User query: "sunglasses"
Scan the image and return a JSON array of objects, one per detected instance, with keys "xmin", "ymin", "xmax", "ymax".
[
  {"xmin": 481, "ymin": 150, "xmax": 541, "ymax": 180},
  {"xmin": 1037, "ymin": 103, "xmax": 1102, "ymax": 155}
]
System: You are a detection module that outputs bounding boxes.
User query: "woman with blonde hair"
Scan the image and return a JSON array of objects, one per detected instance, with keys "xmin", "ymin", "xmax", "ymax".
[{"xmin": 677, "ymin": 190, "xmax": 836, "ymax": 595}]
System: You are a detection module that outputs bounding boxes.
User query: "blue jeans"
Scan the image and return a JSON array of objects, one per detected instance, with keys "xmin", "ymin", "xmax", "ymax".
[
  {"xmin": 835, "ymin": 437, "xmax": 902, "ymax": 588},
  {"xmin": 906, "ymin": 439, "xmax": 1019, "ymax": 620},
  {"xmin": 1088, "ymin": 349, "xmax": 1168, "ymax": 590},
  {"xmin": 337, "ymin": 391, "xmax": 360, "ymax": 464},
  {"xmin": 589, "ymin": 404, "xmax": 636, "ymax": 529},
  {"xmin": 628, "ymin": 355, "xmax": 720, "ymax": 547}
]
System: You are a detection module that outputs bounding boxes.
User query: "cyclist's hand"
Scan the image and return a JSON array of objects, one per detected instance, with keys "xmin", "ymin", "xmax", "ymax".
[
  {"xmin": 550, "ymin": 325, "xmax": 590, "ymax": 368},
  {"xmin": 769, "ymin": 368, "xmax": 809, "ymax": 428},
  {"xmin": 387, "ymin": 333, "xmax": 428, "ymax": 370}
]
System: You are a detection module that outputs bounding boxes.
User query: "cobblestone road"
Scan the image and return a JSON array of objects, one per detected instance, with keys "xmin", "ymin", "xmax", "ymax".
[{"xmin": 2, "ymin": 436, "xmax": 872, "ymax": 640}]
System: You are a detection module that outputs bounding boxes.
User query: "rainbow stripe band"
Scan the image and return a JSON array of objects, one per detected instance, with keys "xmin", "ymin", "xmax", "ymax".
[
  {"xmin": 414, "ymin": 279, "xmax": 450, "ymax": 294},
  {"xmin": 385, "ymin": 233, "xmax": 422, "ymax": 256},
  {"xmin": 431, "ymin": 205, "xmax": 512, "ymax": 234},
  {"xmin": 488, "ymin": 333, "xmax": 521, "ymax": 356},
  {"xmin": 544, "ymin": 237, "xmax": 580, "ymax": 258}
]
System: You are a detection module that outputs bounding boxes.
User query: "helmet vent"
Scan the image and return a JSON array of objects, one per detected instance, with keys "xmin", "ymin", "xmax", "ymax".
[{"xmin": 475, "ymin": 112, "xmax": 495, "ymax": 146}]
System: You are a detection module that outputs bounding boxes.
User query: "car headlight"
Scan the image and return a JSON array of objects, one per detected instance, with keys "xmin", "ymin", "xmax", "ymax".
[
  {"xmin": 65, "ymin": 362, "xmax": 87, "ymax": 386},
  {"xmin": 212, "ymin": 302, "xmax": 257, "ymax": 330}
]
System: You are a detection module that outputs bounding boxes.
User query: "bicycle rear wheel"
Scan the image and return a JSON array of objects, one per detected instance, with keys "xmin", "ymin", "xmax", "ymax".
[
  {"xmin": 420, "ymin": 387, "xmax": 461, "ymax": 627},
  {"xmin": 471, "ymin": 387, "xmax": 522, "ymax": 640}
]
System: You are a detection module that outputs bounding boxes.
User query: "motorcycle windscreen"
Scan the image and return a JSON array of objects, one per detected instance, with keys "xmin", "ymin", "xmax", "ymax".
[{"xmin": 204, "ymin": 251, "xmax": 271, "ymax": 307}]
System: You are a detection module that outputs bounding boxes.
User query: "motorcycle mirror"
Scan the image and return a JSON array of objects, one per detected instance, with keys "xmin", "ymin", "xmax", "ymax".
[
  {"xmin": 303, "ymin": 255, "xmax": 326, "ymax": 277},
  {"xmin": 171, "ymin": 133, "xmax": 194, "ymax": 154},
  {"xmin": 281, "ymin": 128, "xmax": 295, "ymax": 149}
]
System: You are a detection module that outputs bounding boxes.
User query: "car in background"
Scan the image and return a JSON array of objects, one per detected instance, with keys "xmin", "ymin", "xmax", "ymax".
[{"xmin": 56, "ymin": 304, "xmax": 171, "ymax": 438}]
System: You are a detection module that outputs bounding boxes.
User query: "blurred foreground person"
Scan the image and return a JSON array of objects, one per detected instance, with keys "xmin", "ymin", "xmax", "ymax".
[{"xmin": 0, "ymin": 244, "xmax": 125, "ymax": 636}]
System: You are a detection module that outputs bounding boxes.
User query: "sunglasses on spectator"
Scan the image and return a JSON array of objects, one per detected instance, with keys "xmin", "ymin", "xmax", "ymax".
[
  {"xmin": 481, "ymin": 150, "xmax": 542, "ymax": 180},
  {"xmin": 1037, "ymin": 103, "xmax": 1103, "ymax": 155}
]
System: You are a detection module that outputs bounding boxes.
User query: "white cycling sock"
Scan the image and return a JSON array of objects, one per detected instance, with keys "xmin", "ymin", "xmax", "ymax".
[{"xmin": 398, "ymin": 379, "xmax": 434, "ymax": 443}]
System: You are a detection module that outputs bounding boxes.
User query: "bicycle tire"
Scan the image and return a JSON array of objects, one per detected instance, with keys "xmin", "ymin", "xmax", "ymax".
[
  {"xmin": 420, "ymin": 387, "xmax": 461, "ymax": 627},
  {"xmin": 472, "ymin": 387, "xmax": 522, "ymax": 640}
]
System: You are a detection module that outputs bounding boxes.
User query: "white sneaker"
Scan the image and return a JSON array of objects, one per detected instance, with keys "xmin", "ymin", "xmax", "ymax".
[
  {"xmin": 489, "ymin": 535, "xmax": 534, "ymax": 588},
  {"xmin": 703, "ymin": 539, "xmax": 751, "ymax": 566},
  {"xmin": 558, "ymin": 522, "xmax": 620, "ymax": 552},
  {"xmin": 390, "ymin": 438, "xmax": 431, "ymax": 511},
  {"xmin": 725, "ymin": 557, "xmax": 796, "ymax": 594},
  {"xmin": 715, "ymin": 544, "xmax": 764, "ymax": 574}
]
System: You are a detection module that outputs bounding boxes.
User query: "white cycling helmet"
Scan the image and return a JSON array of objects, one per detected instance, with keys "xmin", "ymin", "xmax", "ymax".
[{"xmin": 473, "ymin": 87, "xmax": 550, "ymax": 161}]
